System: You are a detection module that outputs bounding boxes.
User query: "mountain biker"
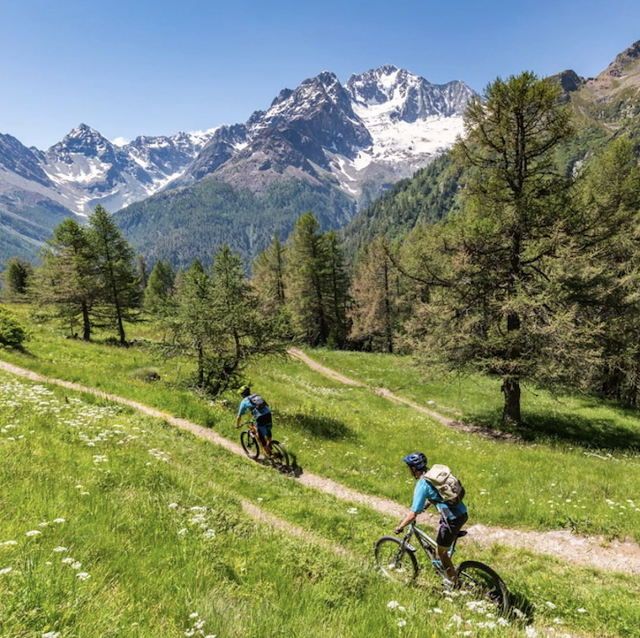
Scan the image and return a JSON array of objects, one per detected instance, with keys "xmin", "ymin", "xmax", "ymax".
[
  {"xmin": 394, "ymin": 452, "xmax": 468, "ymax": 588},
  {"xmin": 235, "ymin": 385, "xmax": 275, "ymax": 457}
]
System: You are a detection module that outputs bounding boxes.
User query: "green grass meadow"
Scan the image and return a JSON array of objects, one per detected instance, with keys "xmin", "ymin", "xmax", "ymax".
[
  {"xmin": 1, "ymin": 306, "xmax": 640, "ymax": 636},
  {"xmin": 1, "ymin": 372, "xmax": 640, "ymax": 638}
]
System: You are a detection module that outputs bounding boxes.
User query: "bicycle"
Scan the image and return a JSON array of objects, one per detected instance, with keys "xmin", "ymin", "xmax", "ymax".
[
  {"xmin": 239, "ymin": 419, "xmax": 290, "ymax": 471},
  {"xmin": 375, "ymin": 517, "xmax": 510, "ymax": 615}
]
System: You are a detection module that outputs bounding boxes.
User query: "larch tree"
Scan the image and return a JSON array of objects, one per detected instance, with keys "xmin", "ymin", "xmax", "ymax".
[
  {"xmin": 323, "ymin": 230, "xmax": 350, "ymax": 348},
  {"xmin": 349, "ymin": 236, "xmax": 397, "ymax": 353},
  {"xmin": 144, "ymin": 259, "xmax": 176, "ymax": 317},
  {"xmin": 251, "ymin": 234, "xmax": 287, "ymax": 316},
  {"xmin": 405, "ymin": 72, "xmax": 575, "ymax": 425},
  {"xmin": 87, "ymin": 205, "xmax": 140, "ymax": 345},
  {"xmin": 1, "ymin": 257, "xmax": 33, "ymax": 301},
  {"xmin": 35, "ymin": 218, "xmax": 97, "ymax": 340},
  {"xmin": 285, "ymin": 213, "xmax": 330, "ymax": 346},
  {"xmin": 566, "ymin": 138, "xmax": 640, "ymax": 404}
]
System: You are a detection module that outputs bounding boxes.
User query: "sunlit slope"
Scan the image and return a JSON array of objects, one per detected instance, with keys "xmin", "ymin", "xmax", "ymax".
[{"xmin": 1, "ymin": 372, "xmax": 640, "ymax": 638}]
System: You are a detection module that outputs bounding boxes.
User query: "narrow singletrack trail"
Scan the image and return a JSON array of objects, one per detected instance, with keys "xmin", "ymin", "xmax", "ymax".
[
  {"xmin": 288, "ymin": 348, "xmax": 516, "ymax": 441},
  {"xmin": 2, "ymin": 358, "xmax": 640, "ymax": 576}
]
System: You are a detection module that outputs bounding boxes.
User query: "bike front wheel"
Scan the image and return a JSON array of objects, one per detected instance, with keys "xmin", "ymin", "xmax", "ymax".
[
  {"xmin": 457, "ymin": 560, "xmax": 510, "ymax": 615},
  {"xmin": 374, "ymin": 536, "xmax": 419, "ymax": 584},
  {"xmin": 240, "ymin": 430, "xmax": 260, "ymax": 459},
  {"xmin": 270, "ymin": 441, "xmax": 290, "ymax": 470}
]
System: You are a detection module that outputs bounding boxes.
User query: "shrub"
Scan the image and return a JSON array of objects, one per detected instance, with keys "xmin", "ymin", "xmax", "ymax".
[
  {"xmin": 129, "ymin": 367, "xmax": 161, "ymax": 382},
  {"xmin": 0, "ymin": 306, "xmax": 29, "ymax": 348}
]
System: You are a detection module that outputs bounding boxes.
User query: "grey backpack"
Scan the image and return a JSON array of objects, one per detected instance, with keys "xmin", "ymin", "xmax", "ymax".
[{"xmin": 424, "ymin": 464, "xmax": 465, "ymax": 506}]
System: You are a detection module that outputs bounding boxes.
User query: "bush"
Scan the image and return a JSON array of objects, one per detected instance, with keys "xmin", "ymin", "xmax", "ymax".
[
  {"xmin": 129, "ymin": 367, "xmax": 161, "ymax": 382},
  {"xmin": 0, "ymin": 306, "xmax": 29, "ymax": 348}
]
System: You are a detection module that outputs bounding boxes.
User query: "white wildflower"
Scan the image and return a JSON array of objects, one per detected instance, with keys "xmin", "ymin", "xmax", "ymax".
[
  {"xmin": 61, "ymin": 558, "xmax": 74, "ymax": 564},
  {"xmin": 52, "ymin": 547, "xmax": 67, "ymax": 553},
  {"xmin": 577, "ymin": 608, "xmax": 587, "ymax": 613},
  {"xmin": 189, "ymin": 612, "xmax": 200, "ymax": 618},
  {"xmin": 26, "ymin": 530, "xmax": 41, "ymax": 537},
  {"xmin": 168, "ymin": 503, "xmax": 179, "ymax": 509},
  {"xmin": 545, "ymin": 601, "xmax": 557, "ymax": 609},
  {"xmin": 204, "ymin": 529, "xmax": 216, "ymax": 539},
  {"xmin": 433, "ymin": 608, "xmax": 443, "ymax": 614},
  {"xmin": 0, "ymin": 567, "xmax": 12, "ymax": 575},
  {"xmin": 256, "ymin": 497, "xmax": 263, "ymax": 501},
  {"xmin": 347, "ymin": 507, "xmax": 358, "ymax": 514},
  {"xmin": 53, "ymin": 518, "xmax": 66, "ymax": 524},
  {"xmin": 397, "ymin": 619, "xmax": 407, "ymax": 627},
  {"xmin": 71, "ymin": 561, "xmax": 81, "ymax": 570},
  {"xmin": 387, "ymin": 600, "xmax": 400, "ymax": 608},
  {"xmin": 0, "ymin": 540, "xmax": 17, "ymax": 546},
  {"xmin": 42, "ymin": 632, "xmax": 60, "ymax": 638},
  {"xmin": 553, "ymin": 618, "xmax": 563, "ymax": 624},
  {"xmin": 76, "ymin": 572, "xmax": 90, "ymax": 580},
  {"xmin": 178, "ymin": 528, "xmax": 188, "ymax": 536},
  {"xmin": 497, "ymin": 617, "xmax": 509, "ymax": 626},
  {"xmin": 38, "ymin": 522, "xmax": 49, "ymax": 528}
]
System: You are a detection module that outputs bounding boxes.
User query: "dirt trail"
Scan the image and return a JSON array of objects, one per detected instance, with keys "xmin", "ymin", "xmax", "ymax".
[
  {"xmin": 2, "ymin": 358, "xmax": 640, "ymax": 576},
  {"xmin": 289, "ymin": 348, "xmax": 515, "ymax": 441},
  {"xmin": 240, "ymin": 500, "xmax": 356, "ymax": 560}
]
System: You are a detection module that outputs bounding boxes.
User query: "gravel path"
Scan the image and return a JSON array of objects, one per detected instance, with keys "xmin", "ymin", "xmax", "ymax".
[{"xmin": 2, "ymin": 357, "xmax": 640, "ymax": 576}]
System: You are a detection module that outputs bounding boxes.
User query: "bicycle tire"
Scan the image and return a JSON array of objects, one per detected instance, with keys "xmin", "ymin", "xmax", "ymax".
[
  {"xmin": 240, "ymin": 430, "xmax": 260, "ymax": 460},
  {"xmin": 270, "ymin": 440, "xmax": 290, "ymax": 470},
  {"xmin": 457, "ymin": 560, "xmax": 510, "ymax": 615},
  {"xmin": 374, "ymin": 536, "xmax": 419, "ymax": 584}
]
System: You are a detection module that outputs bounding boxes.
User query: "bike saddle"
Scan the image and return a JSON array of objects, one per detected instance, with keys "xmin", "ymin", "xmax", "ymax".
[{"xmin": 457, "ymin": 530, "xmax": 468, "ymax": 538}]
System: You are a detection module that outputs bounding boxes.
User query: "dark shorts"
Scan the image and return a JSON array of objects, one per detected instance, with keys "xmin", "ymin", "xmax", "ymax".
[
  {"xmin": 256, "ymin": 414, "xmax": 272, "ymax": 439},
  {"xmin": 437, "ymin": 512, "xmax": 468, "ymax": 547}
]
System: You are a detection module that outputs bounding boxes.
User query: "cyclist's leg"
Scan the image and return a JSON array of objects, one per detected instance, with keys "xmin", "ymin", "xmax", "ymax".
[
  {"xmin": 257, "ymin": 421, "xmax": 274, "ymax": 457},
  {"xmin": 436, "ymin": 512, "xmax": 468, "ymax": 587}
]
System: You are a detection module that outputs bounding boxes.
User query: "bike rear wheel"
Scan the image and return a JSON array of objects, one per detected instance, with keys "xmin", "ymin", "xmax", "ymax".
[
  {"xmin": 270, "ymin": 441, "xmax": 290, "ymax": 470},
  {"xmin": 374, "ymin": 536, "xmax": 419, "ymax": 584},
  {"xmin": 457, "ymin": 560, "xmax": 510, "ymax": 615},
  {"xmin": 240, "ymin": 430, "xmax": 260, "ymax": 459}
]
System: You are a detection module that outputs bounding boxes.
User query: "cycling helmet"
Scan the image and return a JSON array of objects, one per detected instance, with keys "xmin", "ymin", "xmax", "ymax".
[
  {"xmin": 237, "ymin": 385, "xmax": 251, "ymax": 397},
  {"xmin": 402, "ymin": 452, "xmax": 427, "ymax": 472}
]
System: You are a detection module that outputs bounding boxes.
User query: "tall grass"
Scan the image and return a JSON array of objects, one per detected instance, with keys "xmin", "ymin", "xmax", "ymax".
[
  {"xmin": 1, "ymin": 309, "xmax": 639, "ymax": 544},
  {"xmin": 1, "ymin": 372, "xmax": 639, "ymax": 638}
]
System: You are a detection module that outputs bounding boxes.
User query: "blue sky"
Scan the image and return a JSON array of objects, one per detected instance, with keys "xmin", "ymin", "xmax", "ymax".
[{"xmin": 1, "ymin": 0, "xmax": 639, "ymax": 149}]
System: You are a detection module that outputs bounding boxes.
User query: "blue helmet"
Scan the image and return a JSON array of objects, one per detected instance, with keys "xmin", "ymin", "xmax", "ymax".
[{"xmin": 402, "ymin": 452, "xmax": 427, "ymax": 472}]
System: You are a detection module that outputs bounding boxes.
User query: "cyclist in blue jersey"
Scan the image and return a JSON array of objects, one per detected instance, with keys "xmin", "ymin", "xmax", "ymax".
[
  {"xmin": 235, "ymin": 385, "xmax": 275, "ymax": 457},
  {"xmin": 394, "ymin": 452, "xmax": 468, "ymax": 588}
]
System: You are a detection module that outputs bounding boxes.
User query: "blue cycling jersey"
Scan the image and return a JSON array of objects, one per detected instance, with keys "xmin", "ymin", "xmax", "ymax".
[
  {"xmin": 411, "ymin": 476, "xmax": 467, "ymax": 520},
  {"xmin": 238, "ymin": 396, "xmax": 271, "ymax": 421}
]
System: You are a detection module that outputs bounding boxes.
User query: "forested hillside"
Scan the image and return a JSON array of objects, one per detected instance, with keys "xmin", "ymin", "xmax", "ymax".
[
  {"xmin": 116, "ymin": 176, "xmax": 355, "ymax": 268},
  {"xmin": 343, "ymin": 39, "xmax": 640, "ymax": 256}
]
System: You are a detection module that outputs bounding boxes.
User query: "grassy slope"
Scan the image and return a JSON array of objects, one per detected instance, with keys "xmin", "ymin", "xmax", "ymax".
[
  {"xmin": 1, "ymin": 371, "xmax": 639, "ymax": 638},
  {"xmin": 1, "ymin": 312, "xmax": 639, "ymax": 545}
]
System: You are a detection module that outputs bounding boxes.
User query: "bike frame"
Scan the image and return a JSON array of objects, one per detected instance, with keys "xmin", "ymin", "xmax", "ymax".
[
  {"xmin": 400, "ymin": 519, "xmax": 461, "ymax": 566},
  {"xmin": 243, "ymin": 420, "xmax": 271, "ymax": 457}
]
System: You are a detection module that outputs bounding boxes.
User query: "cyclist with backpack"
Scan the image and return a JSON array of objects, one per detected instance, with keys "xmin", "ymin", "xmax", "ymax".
[
  {"xmin": 395, "ymin": 452, "xmax": 468, "ymax": 588},
  {"xmin": 235, "ymin": 385, "xmax": 275, "ymax": 457}
]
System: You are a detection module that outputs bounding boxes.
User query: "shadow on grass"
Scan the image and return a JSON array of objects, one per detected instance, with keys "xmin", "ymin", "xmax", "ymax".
[
  {"xmin": 507, "ymin": 588, "xmax": 536, "ymax": 623},
  {"xmin": 467, "ymin": 407, "xmax": 640, "ymax": 452},
  {"xmin": 282, "ymin": 412, "xmax": 355, "ymax": 441}
]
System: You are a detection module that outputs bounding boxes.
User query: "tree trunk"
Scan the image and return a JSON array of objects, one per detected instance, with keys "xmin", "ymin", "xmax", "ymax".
[
  {"xmin": 81, "ymin": 300, "xmax": 91, "ymax": 341},
  {"xmin": 501, "ymin": 377, "xmax": 522, "ymax": 424},
  {"xmin": 383, "ymin": 258, "xmax": 393, "ymax": 354}
]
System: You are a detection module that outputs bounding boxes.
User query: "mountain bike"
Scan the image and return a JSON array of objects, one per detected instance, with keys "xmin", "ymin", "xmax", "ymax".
[
  {"xmin": 239, "ymin": 419, "xmax": 290, "ymax": 472},
  {"xmin": 375, "ymin": 518, "xmax": 510, "ymax": 615}
]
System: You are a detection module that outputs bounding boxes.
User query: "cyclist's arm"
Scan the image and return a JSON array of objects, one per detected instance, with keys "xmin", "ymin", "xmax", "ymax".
[{"xmin": 235, "ymin": 399, "xmax": 249, "ymax": 429}]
